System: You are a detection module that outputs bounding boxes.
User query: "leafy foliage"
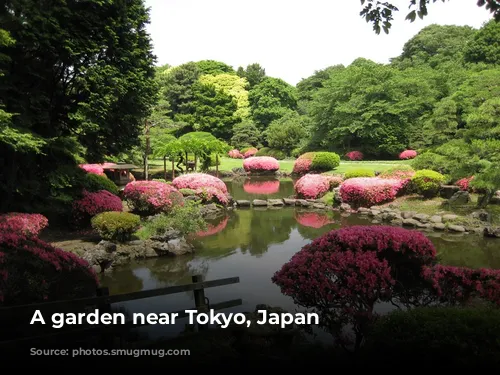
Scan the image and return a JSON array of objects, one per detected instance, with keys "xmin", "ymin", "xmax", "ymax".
[
  {"xmin": 91, "ymin": 212, "xmax": 141, "ymax": 242},
  {"xmin": 411, "ymin": 169, "xmax": 446, "ymax": 198}
]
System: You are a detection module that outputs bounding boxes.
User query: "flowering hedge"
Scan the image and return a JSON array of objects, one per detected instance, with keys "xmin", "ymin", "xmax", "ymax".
[
  {"xmin": 123, "ymin": 181, "xmax": 184, "ymax": 215},
  {"xmin": 324, "ymin": 175, "xmax": 344, "ymax": 189},
  {"xmin": 243, "ymin": 147, "xmax": 258, "ymax": 158},
  {"xmin": 0, "ymin": 232, "xmax": 99, "ymax": 305},
  {"xmin": 379, "ymin": 166, "xmax": 415, "ymax": 194},
  {"xmin": 172, "ymin": 173, "xmax": 228, "ymax": 194},
  {"xmin": 196, "ymin": 216, "xmax": 228, "ymax": 237},
  {"xmin": 293, "ymin": 152, "xmax": 340, "ymax": 174},
  {"xmin": 292, "ymin": 158, "xmax": 312, "ymax": 174},
  {"xmin": 346, "ymin": 151, "xmax": 363, "ymax": 161},
  {"xmin": 228, "ymin": 149, "xmax": 243, "ymax": 159},
  {"xmin": 243, "ymin": 156, "xmax": 280, "ymax": 173},
  {"xmin": 79, "ymin": 164, "xmax": 105, "ymax": 176},
  {"xmin": 194, "ymin": 186, "xmax": 229, "ymax": 205},
  {"xmin": 294, "ymin": 174, "xmax": 331, "ymax": 199},
  {"xmin": 295, "ymin": 211, "xmax": 335, "ymax": 228},
  {"xmin": 339, "ymin": 177, "xmax": 404, "ymax": 207},
  {"xmin": 456, "ymin": 176, "xmax": 474, "ymax": 191},
  {"xmin": 0, "ymin": 213, "xmax": 49, "ymax": 238},
  {"xmin": 72, "ymin": 190, "xmax": 123, "ymax": 226},
  {"xmin": 243, "ymin": 179, "xmax": 280, "ymax": 195},
  {"xmin": 399, "ymin": 150, "xmax": 418, "ymax": 160}
]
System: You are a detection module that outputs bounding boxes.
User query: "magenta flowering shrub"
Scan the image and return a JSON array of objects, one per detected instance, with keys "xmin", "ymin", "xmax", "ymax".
[
  {"xmin": 0, "ymin": 213, "xmax": 49, "ymax": 238},
  {"xmin": 79, "ymin": 164, "xmax": 105, "ymax": 176},
  {"xmin": 243, "ymin": 156, "xmax": 280, "ymax": 173},
  {"xmin": 456, "ymin": 176, "xmax": 474, "ymax": 191},
  {"xmin": 243, "ymin": 179, "xmax": 280, "ymax": 194},
  {"xmin": 339, "ymin": 177, "xmax": 405, "ymax": 208},
  {"xmin": 295, "ymin": 211, "xmax": 335, "ymax": 228},
  {"xmin": 72, "ymin": 190, "xmax": 123, "ymax": 226},
  {"xmin": 243, "ymin": 147, "xmax": 258, "ymax": 158},
  {"xmin": 172, "ymin": 173, "xmax": 228, "ymax": 194},
  {"xmin": 346, "ymin": 151, "xmax": 363, "ymax": 161},
  {"xmin": 422, "ymin": 265, "xmax": 500, "ymax": 306},
  {"xmin": 399, "ymin": 150, "xmax": 418, "ymax": 160},
  {"xmin": 228, "ymin": 149, "xmax": 244, "ymax": 159},
  {"xmin": 0, "ymin": 232, "xmax": 99, "ymax": 305},
  {"xmin": 292, "ymin": 158, "xmax": 312, "ymax": 174},
  {"xmin": 123, "ymin": 180, "xmax": 184, "ymax": 215},
  {"xmin": 194, "ymin": 186, "xmax": 229, "ymax": 205},
  {"xmin": 324, "ymin": 175, "xmax": 344, "ymax": 189},
  {"xmin": 294, "ymin": 174, "xmax": 331, "ymax": 199}
]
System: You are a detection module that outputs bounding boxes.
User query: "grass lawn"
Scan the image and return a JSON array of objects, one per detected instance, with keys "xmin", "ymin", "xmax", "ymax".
[{"xmin": 147, "ymin": 157, "xmax": 412, "ymax": 175}]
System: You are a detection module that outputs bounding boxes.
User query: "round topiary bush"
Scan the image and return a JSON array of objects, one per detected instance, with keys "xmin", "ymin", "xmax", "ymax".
[
  {"xmin": 293, "ymin": 152, "xmax": 340, "ymax": 174},
  {"xmin": 399, "ymin": 150, "xmax": 418, "ymax": 160},
  {"xmin": 81, "ymin": 173, "xmax": 119, "ymax": 195},
  {"xmin": 0, "ymin": 232, "xmax": 99, "ymax": 306},
  {"xmin": 243, "ymin": 156, "xmax": 280, "ymax": 173},
  {"xmin": 255, "ymin": 147, "xmax": 287, "ymax": 160},
  {"xmin": 72, "ymin": 190, "xmax": 123, "ymax": 226},
  {"xmin": 123, "ymin": 180, "xmax": 184, "ymax": 215},
  {"xmin": 411, "ymin": 169, "xmax": 446, "ymax": 198},
  {"xmin": 228, "ymin": 149, "xmax": 243, "ymax": 159},
  {"xmin": 339, "ymin": 177, "xmax": 405, "ymax": 208},
  {"xmin": 91, "ymin": 211, "xmax": 141, "ymax": 242},
  {"xmin": 194, "ymin": 186, "xmax": 230, "ymax": 205},
  {"xmin": 294, "ymin": 174, "xmax": 331, "ymax": 199},
  {"xmin": 242, "ymin": 147, "xmax": 258, "ymax": 158},
  {"xmin": 344, "ymin": 168, "xmax": 375, "ymax": 179},
  {"xmin": 172, "ymin": 173, "xmax": 228, "ymax": 194},
  {"xmin": 345, "ymin": 151, "xmax": 363, "ymax": 161},
  {"xmin": 0, "ymin": 213, "xmax": 49, "ymax": 238}
]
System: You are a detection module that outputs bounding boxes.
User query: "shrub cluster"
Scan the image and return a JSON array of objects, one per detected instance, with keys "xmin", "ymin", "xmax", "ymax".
[
  {"xmin": 344, "ymin": 168, "xmax": 375, "ymax": 179},
  {"xmin": 91, "ymin": 211, "xmax": 141, "ymax": 242},
  {"xmin": 399, "ymin": 150, "xmax": 418, "ymax": 160},
  {"xmin": 123, "ymin": 180, "xmax": 184, "ymax": 215},
  {"xmin": 79, "ymin": 164, "xmax": 104, "ymax": 175},
  {"xmin": 242, "ymin": 147, "xmax": 258, "ymax": 158},
  {"xmin": 456, "ymin": 176, "xmax": 474, "ymax": 191},
  {"xmin": 243, "ymin": 156, "xmax": 280, "ymax": 173},
  {"xmin": 411, "ymin": 169, "xmax": 446, "ymax": 198},
  {"xmin": 345, "ymin": 151, "xmax": 363, "ymax": 161},
  {"xmin": 0, "ymin": 213, "xmax": 49, "ymax": 238},
  {"xmin": 81, "ymin": 173, "xmax": 119, "ymax": 195},
  {"xmin": 194, "ymin": 186, "xmax": 229, "ymax": 205},
  {"xmin": 72, "ymin": 190, "xmax": 123, "ymax": 226},
  {"xmin": 294, "ymin": 174, "xmax": 331, "ymax": 199},
  {"xmin": 228, "ymin": 149, "xmax": 244, "ymax": 159},
  {"xmin": 255, "ymin": 147, "xmax": 286, "ymax": 160},
  {"xmin": 378, "ymin": 165, "xmax": 415, "ymax": 180},
  {"xmin": 339, "ymin": 177, "xmax": 404, "ymax": 207},
  {"xmin": 293, "ymin": 152, "xmax": 340, "ymax": 174},
  {"xmin": 323, "ymin": 175, "xmax": 344, "ymax": 189},
  {"xmin": 172, "ymin": 173, "xmax": 228, "ymax": 194}
]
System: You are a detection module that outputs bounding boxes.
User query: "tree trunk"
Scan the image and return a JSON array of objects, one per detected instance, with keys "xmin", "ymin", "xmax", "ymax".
[
  {"xmin": 477, "ymin": 189, "xmax": 495, "ymax": 209},
  {"xmin": 171, "ymin": 159, "xmax": 175, "ymax": 180},
  {"xmin": 163, "ymin": 156, "xmax": 167, "ymax": 180},
  {"xmin": 216, "ymin": 154, "xmax": 219, "ymax": 177}
]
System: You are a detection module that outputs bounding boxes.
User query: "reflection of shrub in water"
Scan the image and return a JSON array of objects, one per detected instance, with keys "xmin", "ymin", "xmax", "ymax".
[
  {"xmin": 196, "ymin": 216, "xmax": 229, "ymax": 237},
  {"xmin": 295, "ymin": 211, "xmax": 335, "ymax": 229},
  {"xmin": 243, "ymin": 179, "xmax": 280, "ymax": 195}
]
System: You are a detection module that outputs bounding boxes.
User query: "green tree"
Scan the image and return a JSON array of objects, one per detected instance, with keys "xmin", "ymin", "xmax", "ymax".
[
  {"xmin": 230, "ymin": 120, "xmax": 262, "ymax": 149},
  {"xmin": 195, "ymin": 60, "xmax": 235, "ymax": 75},
  {"xmin": 236, "ymin": 63, "xmax": 266, "ymax": 88},
  {"xmin": 464, "ymin": 19, "xmax": 500, "ymax": 65},
  {"xmin": 265, "ymin": 111, "xmax": 309, "ymax": 155}
]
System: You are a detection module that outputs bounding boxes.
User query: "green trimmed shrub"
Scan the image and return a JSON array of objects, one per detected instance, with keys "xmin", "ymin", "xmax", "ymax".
[
  {"xmin": 344, "ymin": 168, "xmax": 375, "ymax": 179},
  {"xmin": 363, "ymin": 306, "xmax": 500, "ymax": 367},
  {"xmin": 411, "ymin": 151, "xmax": 449, "ymax": 174},
  {"xmin": 179, "ymin": 188, "xmax": 197, "ymax": 196},
  {"xmin": 82, "ymin": 173, "xmax": 119, "ymax": 195},
  {"xmin": 255, "ymin": 147, "xmax": 287, "ymax": 160},
  {"xmin": 310, "ymin": 152, "xmax": 340, "ymax": 171},
  {"xmin": 411, "ymin": 169, "xmax": 445, "ymax": 198},
  {"xmin": 91, "ymin": 211, "xmax": 141, "ymax": 242}
]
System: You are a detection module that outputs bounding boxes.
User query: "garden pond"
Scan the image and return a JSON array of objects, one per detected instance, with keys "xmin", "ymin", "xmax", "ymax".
[{"xmin": 99, "ymin": 176, "xmax": 500, "ymax": 342}]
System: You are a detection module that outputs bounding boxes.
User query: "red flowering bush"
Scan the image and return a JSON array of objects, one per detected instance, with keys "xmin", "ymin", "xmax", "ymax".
[
  {"xmin": 72, "ymin": 190, "xmax": 123, "ymax": 226},
  {"xmin": 79, "ymin": 164, "xmax": 105, "ymax": 176},
  {"xmin": 243, "ymin": 179, "xmax": 280, "ymax": 194},
  {"xmin": 399, "ymin": 150, "xmax": 418, "ymax": 160},
  {"xmin": 294, "ymin": 174, "xmax": 331, "ymax": 199},
  {"xmin": 324, "ymin": 175, "xmax": 344, "ymax": 189},
  {"xmin": 123, "ymin": 180, "xmax": 184, "ymax": 215},
  {"xmin": 194, "ymin": 186, "xmax": 229, "ymax": 205},
  {"xmin": 295, "ymin": 211, "xmax": 335, "ymax": 228},
  {"xmin": 293, "ymin": 152, "xmax": 340, "ymax": 174},
  {"xmin": 346, "ymin": 151, "xmax": 363, "ymax": 161},
  {"xmin": 456, "ymin": 176, "xmax": 474, "ymax": 191},
  {"xmin": 196, "ymin": 216, "xmax": 229, "ymax": 237},
  {"xmin": 272, "ymin": 226, "xmax": 437, "ymax": 350},
  {"xmin": 0, "ymin": 232, "xmax": 99, "ymax": 306},
  {"xmin": 228, "ymin": 149, "xmax": 243, "ymax": 159},
  {"xmin": 0, "ymin": 213, "xmax": 49, "ymax": 238},
  {"xmin": 243, "ymin": 147, "xmax": 258, "ymax": 158},
  {"xmin": 172, "ymin": 173, "xmax": 228, "ymax": 194},
  {"xmin": 292, "ymin": 158, "xmax": 312, "ymax": 174},
  {"xmin": 340, "ymin": 177, "xmax": 405, "ymax": 208},
  {"xmin": 243, "ymin": 156, "xmax": 280, "ymax": 173}
]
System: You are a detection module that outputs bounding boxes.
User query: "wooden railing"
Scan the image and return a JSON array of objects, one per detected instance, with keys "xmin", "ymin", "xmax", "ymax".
[{"xmin": 0, "ymin": 275, "xmax": 241, "ymax": 349}]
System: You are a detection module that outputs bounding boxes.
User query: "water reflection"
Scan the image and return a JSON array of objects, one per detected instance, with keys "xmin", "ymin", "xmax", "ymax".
[
  {"xmin": 243, "ymin": 178, "xmax": 280, "ymax": 195},
  {"xmin": 224, "ymin": 176, "xmax": 297, "ymax": 200}
]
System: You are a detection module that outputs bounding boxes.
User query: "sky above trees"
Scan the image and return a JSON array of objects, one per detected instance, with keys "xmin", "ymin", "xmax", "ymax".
[{"xmin": 143, "ymin": 0, "xmax": 493, "ymax": 85}]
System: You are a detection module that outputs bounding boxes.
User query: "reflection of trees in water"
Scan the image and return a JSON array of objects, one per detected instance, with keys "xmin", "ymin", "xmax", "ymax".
[
  {"xmin": 148, "ymin": 255, "xmax": 209, "ymax": 287},
  {"xmin": 100, "ymin": 266, "xmax": 144, "ymax": 295}
]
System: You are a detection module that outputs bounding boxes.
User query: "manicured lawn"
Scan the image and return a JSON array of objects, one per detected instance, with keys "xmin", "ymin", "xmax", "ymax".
[{"xmin": 148, "ymin": 157, "xmax": 412, "ymax": 175}]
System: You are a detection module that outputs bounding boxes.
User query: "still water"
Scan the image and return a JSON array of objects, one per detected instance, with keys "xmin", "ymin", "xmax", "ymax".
[{"xmin": 100, "ymin": 177, "xmax": 500, "ymax": 341}]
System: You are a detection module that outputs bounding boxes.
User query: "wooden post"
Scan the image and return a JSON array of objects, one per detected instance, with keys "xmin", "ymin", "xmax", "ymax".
[
  {"xmin": 144, "ymin": 120, "xmax": 150, "ymax": 180},
  {"xmin": 163, "ymin": 156, "xmax": 167, "ymax": 180},
  {"xmin": 192, "ymin": 275, "xmax": 208, "ymax": 331},
  {"xmin": 96, "ymin": 287, "xmax": 113, "ymax": 348}
]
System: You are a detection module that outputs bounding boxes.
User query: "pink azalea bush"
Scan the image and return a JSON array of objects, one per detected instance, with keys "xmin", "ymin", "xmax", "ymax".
[
  {"xmin": 194, "ymin": 186, "xmax": 229, "ymax": 205},
  {"xmin": 294, "ymin": 174, "xmax": 331, "ymax": 199},
  {"xmin": 172, "ymin": 173, "xmax": 228, "ymax": 194},
  {"xmin": 79, "ymin": 164, "xmax": 105, "ymax": 176},
  {"xmin": 243, "ymin": 147, "xmax": 258, "ymax": 158},
  {"xmin": 196, "ymin": 216, "xmax": 229, "ymax": 237},
  {"xmin": 72, "ymin": 190, "xmax": 123, "ymax": 226},
  {"xmin": 243, "ymin": 179, "xmax": 280, "ymax": 195},
  {"xmin": 228, "ymin": 149, "xmax": 244, "ymax": 159},
  {"xmin": 0, "ymin": 232, "xmax": 99, "ymax": 305},
  {"xmin": 456, "ymin": 176, "xmax": 474, "ymax": 191},
  {"xmin": 399, "ymin": 150, "xmax": 418, "ymax": 160},
  {"xmin": 324, "ymin": 175, "xmax": 344, "ymax": 189},
  {"xmin": 123, "ymin": 180, "xmax": 184, "ymax": 215},
  {"xmin": 292, "ymin": 158, "xmax": 312, "ymax": 174},
  {"xmin": 243, "ymin": 156, "xmax": 280, "ymax": 173},
  {"xmin": 0, "ymin": 213, "xmax": 49, "ymax": 238},
  {"xmin": 295, "ymin": 211, "xmax": 335, "ymax": 228},
  {"xmin": 340, "ymin": 177, "xmax": 405, "ymax": 208},
  {"xmin": 346, "ymin": 151, "xmax": 363, "ymax": 161}
]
